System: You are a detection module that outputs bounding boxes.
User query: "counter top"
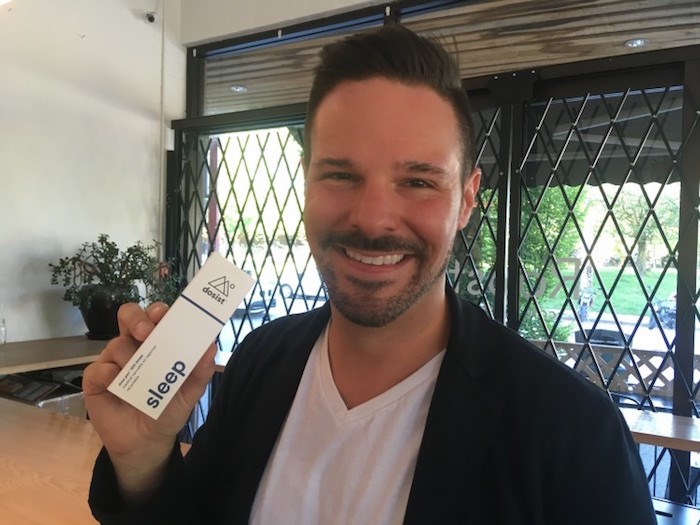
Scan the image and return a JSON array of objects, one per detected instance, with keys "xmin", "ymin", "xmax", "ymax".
[
  {"xmin": 0, "ymin": 397, "xmax": 102, "ymax": 523},
  {"xmin": 0, "ymin": 336, "xmax": 106, "ymax": 375},
  {"xmin": 621, "ymin": 407, "xmax": 700, "ymax": 452}
]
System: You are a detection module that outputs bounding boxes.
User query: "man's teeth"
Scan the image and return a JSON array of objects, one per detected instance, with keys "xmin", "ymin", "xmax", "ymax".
[{"xmin": 345, "ymin": 249, "xmax": 405, "ymax": 266}]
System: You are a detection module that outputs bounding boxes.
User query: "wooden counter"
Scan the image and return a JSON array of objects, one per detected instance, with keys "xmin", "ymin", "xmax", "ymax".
[
  {"xmin": 0, "ymin": 397, "xmax": 194, "ymax": 525},
  {"xmin": 0, "ymin": 397, "xmax": 102, "ymax": 524},
  {"xmin": 621, "ymin": 408, "xmax": 700, "ymax": 453},
  {"xmin": 0, "ymin": 336, "xmax": 105, "ymax": 375},
  {"xmin": 2, "ymin": 392, "xmax": 700, "ymax": 524},
  {"xmin": 0, "ymin": 335, "xmax": 235, "ymax": 376}
]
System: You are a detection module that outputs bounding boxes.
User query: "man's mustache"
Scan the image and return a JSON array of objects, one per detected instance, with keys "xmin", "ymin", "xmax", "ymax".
[{"xmin": 319, "ymin": 231, "xmax": 425, "ymax": 253}]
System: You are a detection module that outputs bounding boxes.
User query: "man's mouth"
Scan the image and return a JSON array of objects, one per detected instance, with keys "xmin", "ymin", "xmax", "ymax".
[{"xmin": 344, "ymin": 248, "xmax": 405, "ymax": 266}]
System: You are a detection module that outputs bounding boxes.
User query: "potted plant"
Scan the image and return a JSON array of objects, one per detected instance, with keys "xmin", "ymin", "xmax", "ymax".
[{"xmin": 49, "ymin": 234, "xmax": 181, "ymax": 339}]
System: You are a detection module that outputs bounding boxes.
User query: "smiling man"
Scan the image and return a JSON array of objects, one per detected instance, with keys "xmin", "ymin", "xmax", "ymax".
[
  {"xmin": 305, "ymin": 78, "xmax": 477, "ymax": 329},
  {"xmin": 301, "ymin": 76, "xmax": 480, "ymax": 413},
  {"xmin": 86, "ymin": 24, "xmax": 656, "ymax": 525}
]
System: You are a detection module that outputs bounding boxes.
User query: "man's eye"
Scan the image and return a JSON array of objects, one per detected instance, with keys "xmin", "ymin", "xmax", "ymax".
[
  {"xmin": 325, "ymin": 172, "xmax": 353, "ymax": 181},
  {"xmin": 406, "ymin": 179, "xmax": 434, "ymax": 189}
]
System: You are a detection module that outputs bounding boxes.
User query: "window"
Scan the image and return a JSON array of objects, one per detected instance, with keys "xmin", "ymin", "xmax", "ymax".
[
  {"xmin": 173, "ymin": 6, "xmax": 700, "ymax": 502},
  {"xmin": 174, "ymin": 126, "xmax": 326, "ymax": 351}
]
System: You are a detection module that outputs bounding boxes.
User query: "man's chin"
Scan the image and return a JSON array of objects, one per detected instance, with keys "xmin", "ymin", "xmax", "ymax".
[
  {"xmin": 344, "ymin": 276, "xmax": 395, "ymax": 292},
  {"xmin": 333, "ymin": 305, "xmax": 403, "ymax": 328},
  {"xmin": 329, "ymin": 292, "xmax": 413, "ymax": 328}
]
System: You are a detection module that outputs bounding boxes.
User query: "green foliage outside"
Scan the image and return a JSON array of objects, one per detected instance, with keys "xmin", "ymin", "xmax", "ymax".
[
  {"xmin": 539, "ymin": 267, "xmax": 677, "ymax": 317},
  {"xmin": 457, "ymin": 181, "xmax": 681, "ymax": 341},
  {"xmin": 517, "ymin": 185, "xmax": 585, "ymax": 341},
  {"xmin": 454, "ymin": 183, "xmax": 583, "ymax": 342},
  {"xmin": 451, "ymin": 188, "xmax": 498, "ymax": 306},
  {"xmin": 209, "ymin": 126, "xmax": 682, "ymax": 343},
  {"xmin": 602, "ymin": 185, "xmax": 679, "ymax": 277},
  {"xmin": 217, "ymin": 127, "xmax": 306, "ymax": 253}
]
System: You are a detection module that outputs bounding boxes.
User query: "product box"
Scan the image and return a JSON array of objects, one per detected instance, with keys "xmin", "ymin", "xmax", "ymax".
[{"xmin": 108, "ymin": 253, "xmax": 254, "ymax": 419}]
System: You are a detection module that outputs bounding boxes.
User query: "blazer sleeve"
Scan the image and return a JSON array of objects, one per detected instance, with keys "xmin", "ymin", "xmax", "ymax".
[
  {"xmin": 88, "ymin": 344, "xmax": 247, "ymax": 524},
  {"xmin": 88, "ymin": 441, "xmax": 190, "ymax": 524},
  {"xmin": 548, "ymin": 397, "xmax": 657, "ymax": 525}
]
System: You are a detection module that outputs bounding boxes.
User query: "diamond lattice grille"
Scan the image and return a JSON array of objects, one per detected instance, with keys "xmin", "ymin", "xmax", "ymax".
[
  {"xmin": 174, "ymin": 80, "xmax": 699, "ymax": 500},
  {"xmin": 177, "ymin": 90, "xmax": 686, "ymax": 382},
  {"xmin": 451, "ymin": 107, "xmax": 501, "ymax": 316},
  {"xmin": 518, "ymin": 86, "xmax": 686, "ymax": 412},
  {"xmin": 179, "ymin": 126, "xmax": 326, "ymax": 351},
  {"xmin": 179, "ymin": 112, "xmax": 503, "ymax": 352}
]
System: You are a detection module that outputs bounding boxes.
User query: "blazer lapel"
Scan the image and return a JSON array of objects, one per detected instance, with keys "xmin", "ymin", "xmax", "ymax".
[
  {"xmin": 404, "ymin": 288, "xmax": 505, "ymax": 524},
  {"xmin": 224, "ymin": 305, "xmax": 331, "ymax": 523}
]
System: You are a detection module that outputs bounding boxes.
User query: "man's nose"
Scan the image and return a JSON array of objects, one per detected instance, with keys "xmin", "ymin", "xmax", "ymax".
[{"xmin": 348, "ymin": 182, "xmax": 399, "ymax": 235}]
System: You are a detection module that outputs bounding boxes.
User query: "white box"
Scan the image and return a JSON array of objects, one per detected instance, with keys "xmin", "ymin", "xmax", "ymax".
[{"xmin": 108, "ymin": 253, "xmax": 254, "ymax": 419}]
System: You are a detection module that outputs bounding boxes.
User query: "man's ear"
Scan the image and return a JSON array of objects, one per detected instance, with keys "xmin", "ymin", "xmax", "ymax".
[
  {"xmin": 301, "ymin": 156, "xmax": 310, "ymax": 184},
  {"xmin": 458, "ymin": 167, "xmax": 481, "ymax": 230}
]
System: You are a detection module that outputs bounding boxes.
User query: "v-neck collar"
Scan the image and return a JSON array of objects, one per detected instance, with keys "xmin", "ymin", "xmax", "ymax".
[{"xmin": 317, "ymin": 324, "xmax": 446, "ymax": 423}]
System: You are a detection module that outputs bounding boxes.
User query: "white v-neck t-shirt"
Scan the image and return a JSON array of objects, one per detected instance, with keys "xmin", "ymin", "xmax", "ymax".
[{"xmin": 250, "ymin": 324, "xmax": 445, "ymax": 525}]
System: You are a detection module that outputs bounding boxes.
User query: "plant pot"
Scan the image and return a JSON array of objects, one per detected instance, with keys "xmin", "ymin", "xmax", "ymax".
[{"xmin": 79, "ymin": 287, "xmax": 130, "ymax": 340}]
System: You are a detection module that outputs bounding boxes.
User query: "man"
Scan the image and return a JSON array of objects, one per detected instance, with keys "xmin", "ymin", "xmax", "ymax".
[{"xmin": 86, "ymin": 24, "xmax": 656, "ymax": 524}]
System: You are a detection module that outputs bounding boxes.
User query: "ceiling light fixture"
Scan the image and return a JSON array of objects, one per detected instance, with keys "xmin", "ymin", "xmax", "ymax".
[
  {"xmin": 230, "ymin": 85, "xmax": 248, "ymax": 94},
  {"xmin": 624, "ymin": 38, "xmax": 650, "ymax": 49},
  {"xmin": 0, "ymin": 0, "xmax": 12, "ymax": 6}
]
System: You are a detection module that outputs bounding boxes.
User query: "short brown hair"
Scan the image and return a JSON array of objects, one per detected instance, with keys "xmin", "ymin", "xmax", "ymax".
[{"xmin": 304, "ymin": 24, "xmax": 476, "ymax": 181}]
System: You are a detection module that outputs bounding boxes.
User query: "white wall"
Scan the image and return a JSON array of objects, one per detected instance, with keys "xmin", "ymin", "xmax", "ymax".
[
  {"xmin": 0, "ymin": 0, "xmax": 370, "ymax": 342},
  {"xmin": 0, "ymin": 0, "xmax": 186, "ymax": 341},
  {"xmin": 180, "ymin": 0, "xmax": 380, "ymax": 45}
]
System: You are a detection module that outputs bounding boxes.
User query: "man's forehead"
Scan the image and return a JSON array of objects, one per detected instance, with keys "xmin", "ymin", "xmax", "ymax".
[
  {"xmin": 306, "ymin": 76, "xmax": 466, "ymax": 176},
  {"xmin": 311, "ymin": 79, "xmax": 458, "ymax": 130},
  {"xmin": 318, "ymin": 76, "xmax": 442, "ymax": 103}
]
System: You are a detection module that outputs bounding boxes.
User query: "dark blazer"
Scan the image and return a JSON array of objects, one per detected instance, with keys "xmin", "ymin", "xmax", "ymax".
[{"xmin": 90, "ymin": 287, "xmax": 656, "ymax": 524}]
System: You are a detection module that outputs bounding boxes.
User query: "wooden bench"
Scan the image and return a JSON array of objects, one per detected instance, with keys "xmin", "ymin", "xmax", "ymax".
[{"xmin": 620, "ymin": 408, "xmax": 700, "ymax": 452}]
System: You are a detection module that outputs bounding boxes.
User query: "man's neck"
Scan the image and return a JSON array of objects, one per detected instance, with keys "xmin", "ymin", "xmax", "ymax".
[{"xmin": 326, "ymin": 286, "xmax": 451, "ymax": 409}]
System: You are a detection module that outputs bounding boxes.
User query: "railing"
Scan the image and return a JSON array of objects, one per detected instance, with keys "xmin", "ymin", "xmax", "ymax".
[{"xmin": 532, "ymin": 341, "xmax": 700, "ymax": 408}]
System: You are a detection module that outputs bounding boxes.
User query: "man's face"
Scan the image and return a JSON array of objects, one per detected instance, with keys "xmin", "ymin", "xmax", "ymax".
[{"xmin": 303, "ymin": 77, "xmax": 480, "ymax": 327}]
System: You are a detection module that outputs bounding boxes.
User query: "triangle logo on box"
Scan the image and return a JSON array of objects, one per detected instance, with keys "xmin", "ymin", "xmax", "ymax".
[{"xmin": 208, "ymin": 276, "xmax": 231, "ymax": 297}]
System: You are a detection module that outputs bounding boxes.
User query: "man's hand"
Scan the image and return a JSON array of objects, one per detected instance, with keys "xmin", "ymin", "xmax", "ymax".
[{"xmin": 83, "ymin": 302, "xmax": 217, "ymax": 502}]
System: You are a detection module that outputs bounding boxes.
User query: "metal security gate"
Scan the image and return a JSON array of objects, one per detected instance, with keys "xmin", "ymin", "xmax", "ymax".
[
  {"xmin": 451, "ymin": 58, "xmax": 700, "ymax": 502},
  {"xmin": 518, "ymin": 85, "xmax": 684, "ymax": 402},
  {"xmin": 170, "ymin": 124, "xmax": 327, "ymax": 351},
  {"xmin": 450, "ymin": 107, "xmax": 501, "ymax": 319}
]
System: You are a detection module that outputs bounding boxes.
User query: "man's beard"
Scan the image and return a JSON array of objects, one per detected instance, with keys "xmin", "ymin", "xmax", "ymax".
[{"xmin": 315, "ymin": 231, "xmax": 451, "ymax": 327}]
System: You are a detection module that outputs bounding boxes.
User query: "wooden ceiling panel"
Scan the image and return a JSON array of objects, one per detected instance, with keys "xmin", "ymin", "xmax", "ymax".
[{"xmin": 201, "ymin": 0, "xmax": 700, "ymax": 116}]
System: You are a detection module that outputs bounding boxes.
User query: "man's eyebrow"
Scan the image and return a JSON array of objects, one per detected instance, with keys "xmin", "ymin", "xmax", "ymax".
[
  {"xmin": 310, "ymin": 158, "xmax": 447, "ymax": 175},
  {"xmin": 311, "ymin": 157, "xmax": 355, "ymax": 169},
  {"xmin": 396, "ymin": 161, "xmax": 447, "ymax": 175}
]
